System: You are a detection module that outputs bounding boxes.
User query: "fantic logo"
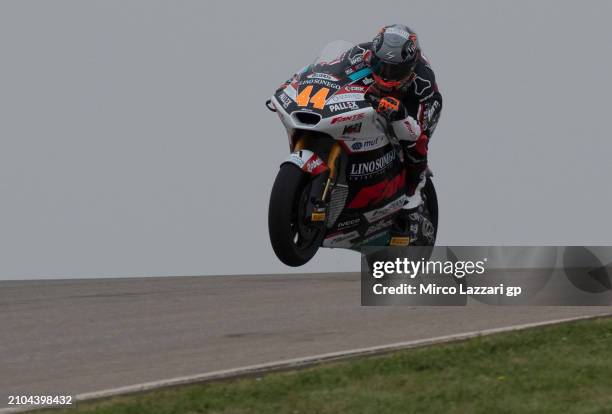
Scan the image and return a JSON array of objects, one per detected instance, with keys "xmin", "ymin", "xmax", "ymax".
[
  {"xmin": 330, "ymin": 113, "xmax": 365, "ymax": 125},
  {"xmin": 349, "ymin": 150, "xmax": 396, "ymax": 178}
]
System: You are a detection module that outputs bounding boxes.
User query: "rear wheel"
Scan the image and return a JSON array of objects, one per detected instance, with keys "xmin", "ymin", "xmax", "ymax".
[
  {"xmin": 423, "ymin": 176, "xmax": 439, "ymax": 241},
  {"xmin": 268, "ymin": 163, "xmax": 324, "ymax": 266},
  {"xmin": 363, "ymin": 176, "xmax": 439, "ymax": 269}
]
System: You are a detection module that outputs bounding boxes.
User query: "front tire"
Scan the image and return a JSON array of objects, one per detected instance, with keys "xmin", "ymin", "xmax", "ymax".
[{"xmin": 268, "ymin": 163, "xmax": 324, "ymax": 266}]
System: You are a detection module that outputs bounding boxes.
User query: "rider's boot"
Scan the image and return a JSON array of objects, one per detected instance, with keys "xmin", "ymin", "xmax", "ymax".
[{"xmin": 389, "ymin": 172, "xmax": 435, "ymax": 246}]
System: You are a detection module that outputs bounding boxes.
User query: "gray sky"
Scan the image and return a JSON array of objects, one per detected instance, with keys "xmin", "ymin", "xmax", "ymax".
[{"xmin": 1, "ymin": 1, "xmax": 611, "ymax": 279}]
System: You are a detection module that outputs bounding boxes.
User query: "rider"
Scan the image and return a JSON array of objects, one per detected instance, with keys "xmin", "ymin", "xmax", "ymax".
[{"xmin": 361, "ymin": 24, "xmax": 443, "ymax": 245}]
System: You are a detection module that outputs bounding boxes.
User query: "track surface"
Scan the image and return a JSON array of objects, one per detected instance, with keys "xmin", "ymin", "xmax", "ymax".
[{"xmin": 1, "ymin": 273, "xmax": 610, "ymax": 407}]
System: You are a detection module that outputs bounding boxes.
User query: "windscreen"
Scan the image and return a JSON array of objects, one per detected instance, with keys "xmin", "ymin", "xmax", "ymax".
[{"xmin": 312, "ymin": 40, "xmax": 355, "ymax": 66}]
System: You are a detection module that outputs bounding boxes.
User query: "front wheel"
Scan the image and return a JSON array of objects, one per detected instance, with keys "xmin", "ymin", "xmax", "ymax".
[{"xmin": 268, "ymin": 163, "xmax": 325, "ymax": 266}]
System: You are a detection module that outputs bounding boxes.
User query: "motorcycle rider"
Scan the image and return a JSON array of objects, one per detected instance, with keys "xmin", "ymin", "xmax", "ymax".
[{"xmin": 361, "ymin": 24, "xmax": 442, "ymax": 245}]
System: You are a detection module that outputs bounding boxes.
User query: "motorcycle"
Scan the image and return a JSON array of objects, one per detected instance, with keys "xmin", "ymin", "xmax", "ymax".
[{"xmin": 266, "ymin": 41, "xmax": 438, "ymax": 267}]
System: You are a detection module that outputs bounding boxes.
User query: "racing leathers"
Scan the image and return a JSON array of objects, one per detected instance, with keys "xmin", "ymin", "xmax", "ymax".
[{"xmin": 357, "ymin": 41, "xmax": 443, "ymax": 245}]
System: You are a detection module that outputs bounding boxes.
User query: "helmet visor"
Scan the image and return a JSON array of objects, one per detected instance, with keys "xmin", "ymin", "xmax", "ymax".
[{"xmin": 370, "ymin": 53, "xmax": 416, "ymax": 84}]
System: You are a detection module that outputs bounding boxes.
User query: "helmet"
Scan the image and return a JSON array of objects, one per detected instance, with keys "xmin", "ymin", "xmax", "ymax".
[{"xmin": 368, "ymin": 24, "xmax": 420, "ymax": 90}]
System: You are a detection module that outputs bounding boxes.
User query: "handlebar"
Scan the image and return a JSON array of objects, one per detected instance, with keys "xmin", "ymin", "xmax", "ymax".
[{"xmin": 265, "ymin": 99, "xmax": 277, "ymax": 112}]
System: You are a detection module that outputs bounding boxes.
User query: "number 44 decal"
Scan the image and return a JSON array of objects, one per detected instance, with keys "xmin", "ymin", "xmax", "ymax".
[{"xmin": 296, "ymin": 86, "xmax": 330, "ymax": 109}]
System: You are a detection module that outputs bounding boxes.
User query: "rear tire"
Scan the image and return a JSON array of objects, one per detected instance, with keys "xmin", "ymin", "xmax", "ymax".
[
  {"xmin": 268, "ymin": 163, "xmax": 324, "ymax": 266},
  {"xmin": 423, "ymin": 176, "xmax": 439, "ymax": 241}
]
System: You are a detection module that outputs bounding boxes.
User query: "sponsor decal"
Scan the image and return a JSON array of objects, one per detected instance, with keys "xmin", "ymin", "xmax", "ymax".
[
  {"xmin": 288, "ymin": 152, "xmax": 306, "ymax": 168},
  {"xmin": 350, "ymin": 136, "xmax": 386, "ymax": 151},
  {"xmin": 299, "ymin": 78, "xmax": 341, "ymax": 90},
  {"xmin": 285, "ymin": 150, "xmax": 327, "ymax": 176},
  {"xmin": 307, "ymin": 72, "xmax": 339, "ymax": 82},
  {"xmin": 304, "ymin": 154, "xmax": 328, "ymax": 175},
  {"xmin": 342, "ymin": 85, "xmax": 368, "ymax": 93},
  {"xmin": 407, "ymin": 34, "xmax": 418, "ymax": 52},
  {"xmin": 348, "ymin": 67, "xmax": 372, "ymax": 82},
  {"xmin": 348, "ymin": 45, "xmax": 367, "ymax": 65},
  {"xmin": 365, "ymin": 218, "xmax": 393, "ymax": 236},
  {"xmin": 311, "ymin": 211, "xmax": 326, "ymax": 222},
  {"xmin": 323, "ymin": 230, "xmax": 360, "ymax": 248},
  {"xmin": 349, "ymin": 150, "xmax": 396, "ymax": 178},
  {"xmin": 403, "ymin": 117, "xmax": 419, "ymax": 138},
  {"xmin": 377, "ymin": 96, "xmax": 400, "ymax": 112},
  {"xmin": 363, "ymin": 195, "xmax": 408, "ymax": 223},
  {"xmin": 326, "ymin": 93, "xmax": 365, "ymax": 105},
  {"xmin": 329, "ymin": 102, "xmax": 359, "ymax": 112},
  {"xmin": 359, "ymin": 232, "xmax": 390, "ymax": 246},
  {"xmin": 424, "ymin": 100, "xmax": 441, "ymax": 130},
  {"xmin": 389, "ymin": 236, "xmax": 410, "ymax": 246},
  {"xmin": 347, "ymin": 171, "xmax": 405, "ymax": 209},
  {"xmin": 385, "ymin": 27, "xmax": 411, "ymax": 40},
  {"xmin": 345, "ymin": 62, "xmax": 367, "ymax": 76},
  {"xmin": 337, "ymin": 217, "xmax": 360, "ymax": 229},
  {"xmin": 330, "ymin": 113, "xmax": 365, "ymax": 125},
  {"xmin": 342, "ymin": 122, "xmax": 362, "ymax": 135},
  {"xmin": 279, "ymin": 92, "xmax": 292, "ymax": 109},
  {"xmin": 284, "ymin": 83, "xmax": 298, "ymax": 100},
  {"xmin": 383, "ymin": 30, "xmax": 418, "ymax": 56},
  {"xmin": 362, "ymin": 76, "xmax": 374, "ymax": 85},
  {"xmin": 423, "ymin": 219, "xmax": 435, "ymax": 242}
]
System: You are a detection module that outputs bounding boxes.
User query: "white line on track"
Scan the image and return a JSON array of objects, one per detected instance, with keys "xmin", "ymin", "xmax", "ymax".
[{"xmin": 2, "ymin": 311, "xmax": 611, "ymax": 414}]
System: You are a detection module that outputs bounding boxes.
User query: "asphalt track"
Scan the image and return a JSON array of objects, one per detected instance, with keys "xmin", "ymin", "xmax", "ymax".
[{"xmin": 1, "ymin": 272, "xmax": 611, "ymax": 410}]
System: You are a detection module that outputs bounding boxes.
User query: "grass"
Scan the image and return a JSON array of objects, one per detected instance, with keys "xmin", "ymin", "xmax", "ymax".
[{"xmin": 49, "ymin": 317, "xmax": 612, "ymax": 414}]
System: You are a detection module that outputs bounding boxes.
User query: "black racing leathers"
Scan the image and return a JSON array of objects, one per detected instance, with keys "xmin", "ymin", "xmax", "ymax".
[
  {"xmin": 350, "ymin": 42, "xmax": 442, "ymax": 245},
  {"xmin": 351, "ymin": 42, "xmax": 443, "ymax": 197}
]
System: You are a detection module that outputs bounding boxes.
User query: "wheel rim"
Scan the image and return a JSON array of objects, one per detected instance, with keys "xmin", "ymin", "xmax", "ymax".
[{"xmin": 289, "ymin": 179, "xmax": 321, "ymax": 252}]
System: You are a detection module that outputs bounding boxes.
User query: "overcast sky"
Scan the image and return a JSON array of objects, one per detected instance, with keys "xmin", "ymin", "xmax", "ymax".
[{"xmin": 1, "ymin": 1, "xmax": 611, "ymax": 279}]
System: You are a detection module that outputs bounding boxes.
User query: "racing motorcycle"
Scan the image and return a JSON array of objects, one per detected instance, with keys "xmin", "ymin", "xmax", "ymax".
[{"xmin": 266, "ymin": 41, "xmax": 438, "ymax": 267}]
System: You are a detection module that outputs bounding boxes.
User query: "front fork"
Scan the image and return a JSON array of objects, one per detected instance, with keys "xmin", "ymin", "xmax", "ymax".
[{"xmin": 293, "ymin": 137, "xmax": 342, "ymax": 223}]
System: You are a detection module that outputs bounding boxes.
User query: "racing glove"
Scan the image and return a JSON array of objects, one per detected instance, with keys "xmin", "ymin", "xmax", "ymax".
[{"xmin": 367, "ymin": 95, "xmax": 406, "ymax": 122}]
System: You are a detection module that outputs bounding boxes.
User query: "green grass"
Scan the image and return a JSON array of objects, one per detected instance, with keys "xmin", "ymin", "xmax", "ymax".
[{"xmin": 52, "ymin": 317, "xmax": 612, "ymax": 414}]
